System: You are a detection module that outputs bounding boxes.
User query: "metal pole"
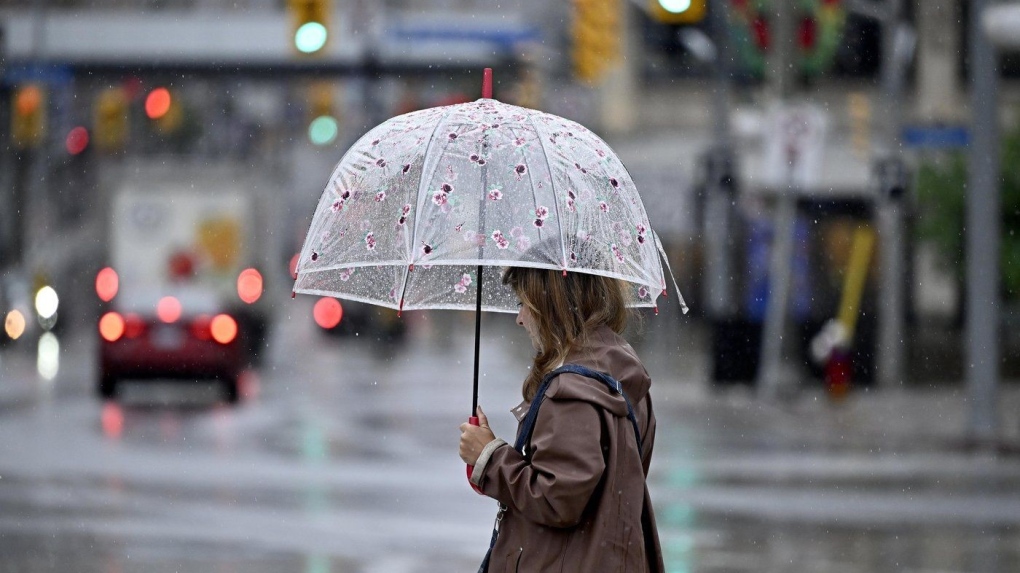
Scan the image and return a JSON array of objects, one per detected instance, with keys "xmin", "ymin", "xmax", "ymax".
[
  {"xmin": 876, "ymin": 0, "xmax": 907, "ymax": 388},
  {"xmin": 0, "ymin": 25, "xmax": 11, "ymax": 268},
  {"xmin": 703, "ymin": 0, "xmax": 736, "ymax": 319},
  {"xmin": 757, "ymin": 0, "xmax": 798, "ymax": 400},
  {"xmin": 876, "ymin": 158, "xmax": 907, "ymax": 387},
  {"xmin": 966, "ymin": 0, "xmax": 1000, "ymax": 442}
]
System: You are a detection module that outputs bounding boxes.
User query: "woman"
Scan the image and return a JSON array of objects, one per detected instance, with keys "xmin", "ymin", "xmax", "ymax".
[{"xmin": 459, "ymin": 266, "xmax": 665, "ymax": 573}]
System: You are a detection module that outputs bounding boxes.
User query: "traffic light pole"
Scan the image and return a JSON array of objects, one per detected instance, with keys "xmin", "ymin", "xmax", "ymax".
[
  {"xmin": 703, "ymin": 0, "xmax": 736, "ymax": 320},
  {"xmin": 875, "ymin": 0, "xmax": 908, "ymax": 389},
  {"xmin": 0, "ymin": 25, "xmax": 10, "ymax": 268},
  {"xmin": 756, "ymin": 0, "xmax": 799, "ymax": 401},
  {"xmin": 966, "ymin": 0, "xmax": 1001, "ymax": 443}
]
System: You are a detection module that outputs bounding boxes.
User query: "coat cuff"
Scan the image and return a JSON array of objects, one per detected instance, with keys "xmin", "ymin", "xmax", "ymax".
[{"xmin": 470, "ymin": 438, "xmax": 508, "ymax": 487}]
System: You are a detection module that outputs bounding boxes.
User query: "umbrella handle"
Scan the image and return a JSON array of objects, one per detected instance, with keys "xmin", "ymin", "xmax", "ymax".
[{"xmin": 466, "ymin": 416, "xmax": 484, "ymax": 494}]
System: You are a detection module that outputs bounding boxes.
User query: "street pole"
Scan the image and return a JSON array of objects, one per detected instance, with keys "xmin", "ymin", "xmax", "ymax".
[
  {"xmin": 966, "ymin": 0, "xmax": 1001, "ymax": 443},
  {"xmin": 600, "ymin": 0, "xmax": 636, "ymax": 135},
  {"xmin": 875, "ymin": 0, "xmax": 908, "ymax": 388},
  {"xmin": 757, "ymin": 0, "xmax": 799, "ymax": 400},
  {"xmin": 703, "ymin": 0, "xmax": 736, "ymax": 320},
  {"xmin": 0, "ymin": 25, "xmax": 11, "ymax": 268}
]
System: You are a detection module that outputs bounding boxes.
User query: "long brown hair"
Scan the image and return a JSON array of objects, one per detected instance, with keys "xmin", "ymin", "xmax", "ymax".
[{"xmin": 502, "ymin": 267, "xmax": 629, "ymax": 401}]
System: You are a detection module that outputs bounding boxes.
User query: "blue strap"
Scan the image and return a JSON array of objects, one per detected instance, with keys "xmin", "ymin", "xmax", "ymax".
[{"xmin": 515, "ymin": 364, "xmax": 643, "ymax": 455}]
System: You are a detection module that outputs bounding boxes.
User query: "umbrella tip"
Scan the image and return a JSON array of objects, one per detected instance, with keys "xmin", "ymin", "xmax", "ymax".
[
  {"xmin": 291, "ymin": 291, "xmax": 296, "ymax": 299},
  {"xmin": 653, "ymin": 306, "xmax": 659, "ymax": 316},
  {"xmin": 398, "ymin": 298, "xmax": 404, "ymax": 318},
  {"xmin": 482, "ymin": 68, "xmax": 492, "ymax": 99},
  {"xmin": 562, "ymin": 269, "xmax": 567, "ymax": 277}
]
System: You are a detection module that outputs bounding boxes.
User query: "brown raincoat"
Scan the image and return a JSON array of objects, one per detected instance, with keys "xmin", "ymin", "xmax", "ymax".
[{"xmin": 472, "ymin": 325, "xmax": 665, "ymax": 573}]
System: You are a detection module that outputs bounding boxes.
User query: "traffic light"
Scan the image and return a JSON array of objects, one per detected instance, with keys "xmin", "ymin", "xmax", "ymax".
[
  {"xmin": 288, "ymin": 0, "xmax": 330, "ymax": 55},
  {"xmin": 649, "ymin": 0, "xmax": 706, "ymax": 25},
  {"xmin": 572, "ymin": 0, "xmax": 621, "ymax": 84},
  {"xmin": 93, "ymin": 87, "xmax": 129, "ymax": 152},
  {"xmin": 307, "ymin": 82, "xmax": 338, "ymax": 146},
  {"xmin": 11, "ymin": 84, "xmax": 46, "ymax": 149},
  {"xmin": 145, "ymin": 87, "xmax": 184, "ymax": 134}
]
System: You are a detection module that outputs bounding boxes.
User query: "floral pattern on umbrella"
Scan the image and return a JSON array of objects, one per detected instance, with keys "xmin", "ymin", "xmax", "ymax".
[{"xmin": 295, "ymin": 98, "xmax": 686, "ymax": 314}]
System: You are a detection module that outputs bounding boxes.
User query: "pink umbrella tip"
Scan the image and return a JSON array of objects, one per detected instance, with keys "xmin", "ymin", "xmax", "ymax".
[{"xmin": 482, "ymin": 68, "xmax": 493, "ymax": 99}]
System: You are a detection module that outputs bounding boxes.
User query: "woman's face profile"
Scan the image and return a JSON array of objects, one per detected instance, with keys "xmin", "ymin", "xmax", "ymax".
[{"xmin": 516, "ymin": 301, "xmax": 540, "ymax": 350}]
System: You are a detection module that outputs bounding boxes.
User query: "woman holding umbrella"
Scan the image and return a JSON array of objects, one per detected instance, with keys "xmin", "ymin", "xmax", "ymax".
[{"xmin": 459, "ymin": 266, "xmax": 665, "ymax": 573}]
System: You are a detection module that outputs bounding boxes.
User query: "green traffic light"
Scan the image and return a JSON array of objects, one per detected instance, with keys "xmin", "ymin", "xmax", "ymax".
[
  {"xmin": 295, "ymin": 22, "xmax": 328, "ymax": 54},
  {"xmin": 309, "ymin": 116, "xmax": 338, "ymax": 146},
  {"xmin": 658, "ymin": 0, "xmax": 692, "ymax": 13}
]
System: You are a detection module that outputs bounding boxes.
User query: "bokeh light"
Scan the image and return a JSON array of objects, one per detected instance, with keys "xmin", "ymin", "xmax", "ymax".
[
  {"xmin": 313, "ymin": 297, "xmax": 343, "ymax": 329},
  {"xmin": 99, "ymin": 312, "xmax": 125, "ymax": 342},
  {"xmin": 237, "ymin": 268, "xmax": 264, "ymax": 304},
  {"xmin": 308, "ymin": 116, "xmax": 338, "ymax": 146},
  {"xmin": 295, "ymin": 22, "xmax": 328, "ymax": 54},
  {"xmin": 211, "ymin": 314, "xmax": 238, "ymax": 344},
  {"xmin": 65, "ymin": 126, "xmax": 90, "ymax": 155},
  {"xmin": 145, "ymin": 87, "xmax": 172, "ymax": 119},
  {"xmin": 95, "ymin": 267, "xmax": 119, "ymax": 302},
  {"xmin": 157, "ymin": 296, "xmax": 182, "ymax": 323},
  {"xmin": 35, "ymin": 286, "xmax": 59, "ymax": 320},
  {"xmin": 5, "ymin": 310, "xmax": 26, "ymax": 340}
]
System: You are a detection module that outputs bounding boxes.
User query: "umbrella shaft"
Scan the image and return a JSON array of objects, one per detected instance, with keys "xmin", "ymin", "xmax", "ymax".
[{"xmin": 472, "ymin": 264, "xmax": 483, "ymax": 415}]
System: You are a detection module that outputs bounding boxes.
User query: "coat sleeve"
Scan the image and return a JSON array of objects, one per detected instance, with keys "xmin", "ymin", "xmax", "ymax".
[{"xmin": 479, "ymin": 398, "xmax": 606, "ymax": 529}]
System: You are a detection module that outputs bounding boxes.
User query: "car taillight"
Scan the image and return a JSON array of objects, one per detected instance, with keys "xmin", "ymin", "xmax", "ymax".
[
  {"xmin": 157, "ymin": 296, "xmax": 182, "ymax": 323},
  {"xmin": 210, "ymin": 314, "xmax": 237, "ymax": 344},
  {"xmin": 314, "ymin": 297, "xmax": 343, "ymax": 329},
  {"xmin": 99, "ymin": 312, "xmax": 125, "ymax": 342},
  {"xmin": 123, "ymin": 313, "xmax": 146, "ymax": 339},
  {"xmin": 191, "ymin": 314, "xmax": 212, "ymax": 341},
  {"xmin": 96, "ymin": 267, "xmax": 118, "ymax": 302},
  {"xmin": 237, "ymin": 268, "xmax": 263, "ymax": 304}
]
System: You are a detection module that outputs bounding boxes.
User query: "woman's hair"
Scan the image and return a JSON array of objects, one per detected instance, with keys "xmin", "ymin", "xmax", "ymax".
[{"xmin": 502, "ymin": 267, "xmax": 630, "ymax": 401}]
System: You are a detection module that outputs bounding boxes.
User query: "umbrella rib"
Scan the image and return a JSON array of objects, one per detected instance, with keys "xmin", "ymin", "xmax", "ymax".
[
  {"xmin": 296, "ymin": 132, "xmax": 370, "ymax": 279},
  {"xmin": 525, "ymin": 111, "xmax": 568, "ymax": 270},
  {"xmin": 653, "ymin": 230, "xmax": 688, "ymax": 314},
  {"xmin": 398, "ymin": 105, "xmax": 460, "ymax": 311}
]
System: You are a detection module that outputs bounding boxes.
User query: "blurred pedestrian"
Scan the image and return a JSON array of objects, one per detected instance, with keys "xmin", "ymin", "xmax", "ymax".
[{"xmin": 459, "ymin": 266, "xmax": 664, "ymax": 573}]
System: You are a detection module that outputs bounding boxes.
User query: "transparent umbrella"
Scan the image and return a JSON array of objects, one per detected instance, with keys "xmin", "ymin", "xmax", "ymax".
[{"xmin": 294, "ymin": 69, "xmax": 686, "ymax": 413}]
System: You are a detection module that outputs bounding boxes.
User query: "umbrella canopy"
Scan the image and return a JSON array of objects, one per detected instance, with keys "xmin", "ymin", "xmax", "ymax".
[{"xmin": 294, "ymin": 96, "xmax": 686, "ymax": 314}]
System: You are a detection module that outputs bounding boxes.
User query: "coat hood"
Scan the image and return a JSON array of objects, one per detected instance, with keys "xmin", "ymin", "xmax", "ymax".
[{"xmin": 542, "ymin": 325, "xmax": 652, "ymax": 418}]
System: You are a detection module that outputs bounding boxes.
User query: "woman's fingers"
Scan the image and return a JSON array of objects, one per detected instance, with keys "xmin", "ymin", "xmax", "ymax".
[
  {"xmin": 476, "ymin": 405, "xmax": 489, "ymax": 428},
  {"xmin": 459, "ymin": 418, "xmax": 496, "ymax": 465}
]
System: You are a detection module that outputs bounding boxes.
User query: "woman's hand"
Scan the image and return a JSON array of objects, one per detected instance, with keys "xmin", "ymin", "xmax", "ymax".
[{"xmin": 459, "ymin": 406, "xmax": 496, "ymax": 465}]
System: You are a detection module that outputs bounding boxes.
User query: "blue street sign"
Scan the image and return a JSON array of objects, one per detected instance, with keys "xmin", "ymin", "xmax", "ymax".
[
  {"xmin": 387, "ymin": 23, "xmax": 541, "ymax": 52},
  {"xmin": 901, "ymin": 125, "xmax": 970, "ymax": 149},
  {"xmin": 3, "ymin": 64, "xmax": 73, "ymax": 86}
]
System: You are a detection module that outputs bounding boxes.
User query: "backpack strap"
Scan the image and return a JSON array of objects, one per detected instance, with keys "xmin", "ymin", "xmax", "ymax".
[{"xmin": 515, "ymin": 364, "xmax": 643, "ymax": 455}]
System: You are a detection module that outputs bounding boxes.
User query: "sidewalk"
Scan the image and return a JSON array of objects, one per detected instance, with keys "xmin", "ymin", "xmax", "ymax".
[{"xmin": 654, "ymin": 380, "xmax": 1020, "ymax": 455}]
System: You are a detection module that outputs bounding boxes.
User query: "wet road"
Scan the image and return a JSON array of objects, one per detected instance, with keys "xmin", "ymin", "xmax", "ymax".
[{"xmin": 1, "ymin": 301, "xmax": 1019, "ymax": 572}]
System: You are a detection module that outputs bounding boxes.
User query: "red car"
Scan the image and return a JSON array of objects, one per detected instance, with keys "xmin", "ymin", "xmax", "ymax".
[{"xmin": 97, "ymin": 276, "xmax": 247, "ymax": 403}]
